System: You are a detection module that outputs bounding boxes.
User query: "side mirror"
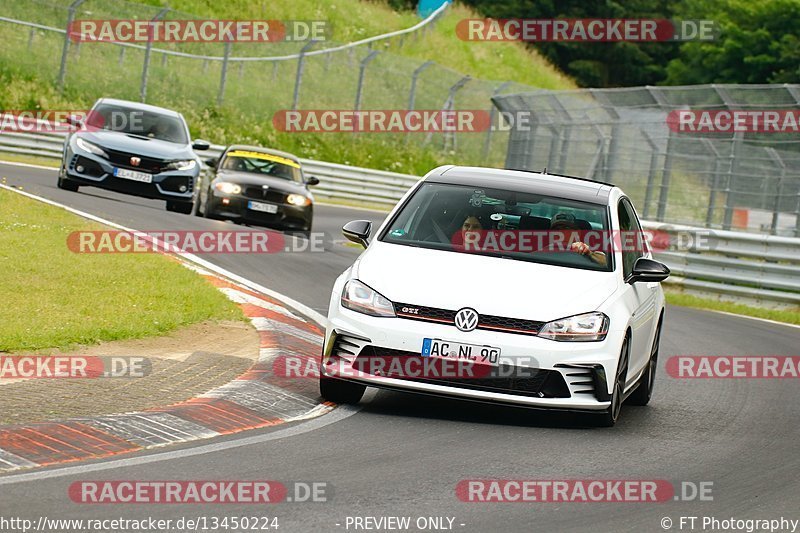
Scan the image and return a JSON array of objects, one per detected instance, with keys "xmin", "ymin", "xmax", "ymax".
[
  {"xmin": 192, "ymin": 139, "xmax": 211, "ymax": 150},
  {"xmin": 203, "ymin": 157, "xmax": 219, "ymax": 168},
  {"xmin": 627, "ymin": 257, "xmax": 670, "ymax": 284},
  {"xmin": 64, "ymin": 115, "xmax": 83, "ymax": 127},
  {"xmin": 305, "ymin": 176, "xmax": 320, "ymax": 186},
  {"xmin": 342, "ymin": 220, "xmax": 372, "ymax": 249}
]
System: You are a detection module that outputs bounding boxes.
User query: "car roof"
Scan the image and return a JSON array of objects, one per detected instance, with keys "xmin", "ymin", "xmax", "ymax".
[
  {"xmin": 426, "ymin": 166, "xmax": 615, "ymax": 204},
  {"xmin": 223, "ymin": 144, "xmax": 302, "ymax": 165},
  {"xmin": 94, "ymin": 98, "xmax": 182, "ymax": 118}
]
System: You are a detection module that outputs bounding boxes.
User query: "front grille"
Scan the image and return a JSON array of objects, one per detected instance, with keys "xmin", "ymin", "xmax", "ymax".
[
  {"xmin": 104, "ymin": 148, "xmax": 166, "ymax": 173},
  {"xmin": 243, "ymin": 186, "xmax": 287, "ymax": 203},
  {"xmin": 355, "ymin": 346, "xmax": 570, "ymax": 398},
  {"xmin": 394, "ymin": 303, "xmax": 545, "ymax": 336}
]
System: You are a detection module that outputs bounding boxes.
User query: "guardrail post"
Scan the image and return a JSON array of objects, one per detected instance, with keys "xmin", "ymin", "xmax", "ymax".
[
  {"xmin": 292, "ymin": 40, "xmax": 318, "ymax": 111},
  {"xmin": 722, "ymin": 131, "xmax": 743, "ymax": 230},
  {"xmin": 28, "ymin": 28, "xmax": 35, "ymax": 51},
  {"xmin": 118, "ymin": 46, "xmax": 125, "ymax": 65},
  {"xmin": 430, "ymin": 75, "xmax": 470, "ymax": 151},
  {"xmin": 57, "ymin": 0, "xmax": 86, "ymax": 92},
  {"xmin": 483, "ymin": 81, "xmax": 511, "ymax": 159},
  {"xmin": 217, "ymin": 41, "xmax": 233, "ymax": 106},
  {"xmin": 407, "ymin": 61, "xmax": 433, "ymax": 112},
  {"xmin": 642, "ymin": 132, "xmax": 660, "ymax": 219},
  {"xmin": 766, "ymin": 147, "xmax": 787, "ymax": 235},
  {"xmin": 587, "ymin": 124, "xmax": 607, "ymax": 181},
  {"xmin": 702, "ymin": 139, "xmax": 721, "ymax": 227},
  {"xmin": 354, "ymin": 50, "xmax": 380, "ymax": 112},
  {"xmin": 139, "ymin": 7, "xmax": 170, "ymax": 103},
  {"xmin": 656, "ymin": 132, "xmax": 675, "ymax": 222}
]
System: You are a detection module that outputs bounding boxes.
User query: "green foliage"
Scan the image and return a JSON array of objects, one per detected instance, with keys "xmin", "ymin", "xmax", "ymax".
[{"xmin": 666, "ymin": 0, "xmax": 800, "ymax": 84}]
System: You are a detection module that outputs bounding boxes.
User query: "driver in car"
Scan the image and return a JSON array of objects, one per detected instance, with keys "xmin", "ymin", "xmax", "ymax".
[{"xmin": 550, "ymin": 213, "xmax": 607, "ymax": 266}]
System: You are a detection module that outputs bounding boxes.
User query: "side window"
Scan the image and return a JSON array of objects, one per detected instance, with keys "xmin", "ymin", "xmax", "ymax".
[{"xmin": 618, "ymin": 198, "xmax": 643, "ymax": 278}]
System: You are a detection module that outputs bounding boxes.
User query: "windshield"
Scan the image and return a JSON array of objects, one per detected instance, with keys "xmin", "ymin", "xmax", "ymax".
[
  {"xmin": 85, "ymin": 103, "xmax": 188, "ymax": 144},
  {"xmin": 379, "ymin": 182, "xmax": 613, "ymax": 272},
  {"xmin": 219, "ymin": 150, "xmax": 302, "ymax": 182}
]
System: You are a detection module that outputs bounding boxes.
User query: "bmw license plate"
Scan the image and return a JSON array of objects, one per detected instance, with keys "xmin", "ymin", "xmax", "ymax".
[
  {"xmin": 247, "ymin": 200, "xmax": 278, "ymax": 214},
  {"xmin": 114, "ymin": 167, "xmax": 152, "ymax": 183},
  {"xmin": 422, "ymin": 338, "xmax": 500, "ymax": 366}
]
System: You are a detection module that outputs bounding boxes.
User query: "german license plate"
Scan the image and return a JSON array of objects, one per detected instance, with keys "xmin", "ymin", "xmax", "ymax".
[
  {"xmin": 113, "ymin": 167, "xmax": 152, "ymax": 183},
  {"xmin": 247, "ymin": 201, "xmax": 278, "ymax": 214},
  {"xmin": 421, "ymin": 338, "xmax": 500, "ymax": 366}
]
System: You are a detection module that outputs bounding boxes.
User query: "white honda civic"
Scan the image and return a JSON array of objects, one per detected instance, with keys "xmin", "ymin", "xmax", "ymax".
[{"xmin": 320, "ymin": 166, "xmax": 669, "ymax": 426}]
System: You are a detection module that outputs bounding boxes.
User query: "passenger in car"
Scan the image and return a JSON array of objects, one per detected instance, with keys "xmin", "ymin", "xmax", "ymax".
[{"xmin": 550, "ymin": 218, "xmax": 608, "ymax": 266}]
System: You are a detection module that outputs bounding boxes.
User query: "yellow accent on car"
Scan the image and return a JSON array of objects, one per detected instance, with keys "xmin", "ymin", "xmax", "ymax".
[{"xmin": 226, "ymin": 150, "xmax": 300, "ymax": 168}]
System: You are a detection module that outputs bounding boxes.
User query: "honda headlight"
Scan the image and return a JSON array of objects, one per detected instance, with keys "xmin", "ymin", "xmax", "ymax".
[
  {"xmin": 166, "ymin": 159, "xmax": 196, "ymax": 171},
  {"xmin": 75, "ymin": 137, "xmax": 108, "ymax": 158},
  {"xmin": 286, "ymin": 193, "xmax": 310, "ymax": 207},
  {"xmin": 538, "ymin": 312, "xmax": 609, "ymax": 342},
  {"xmin": 341, "ymin": 280, "xmax": 395, "ymax": 317},
  {"xmin": 214, "ymin": 182, "xmax": 241, "ymax": 195}
]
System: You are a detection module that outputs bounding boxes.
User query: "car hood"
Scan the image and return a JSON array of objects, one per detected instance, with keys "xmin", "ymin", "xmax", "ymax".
[
  {"xmin": 214, "ymin": 171, "xmax": 308, "ymax": 194},
  {"xmin": 354, "ymin": 242, "xmax": 619, "ymax": 322},
  {"xmin": 78, "ymin": 131, "xmax": 193, "ymax": 160}
]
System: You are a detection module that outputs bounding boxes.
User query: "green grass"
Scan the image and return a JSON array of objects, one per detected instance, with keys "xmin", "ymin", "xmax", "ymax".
[
  {"xmin": 0, "ymin": 0, "xmax": 572, "ymax": 176},
  {"xmin": 665, "ymin": 290, "xmax": 800, "ymax": 325},
  {"xmin": 0, "ymin": 188, "xmax": 244, "ymax": 353}
]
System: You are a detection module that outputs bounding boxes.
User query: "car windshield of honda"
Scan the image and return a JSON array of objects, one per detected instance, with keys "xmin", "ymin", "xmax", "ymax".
[
  {"xmin": 219, "ymin": 150, "xmax": 303, "ymax": 183},
  {"xmin": 379, "ymin": 181, "xmax": 614, "ymax": 272},
  {"xmin": 85, "ymin": 103, "xmax": 188, "ymax": 144}
]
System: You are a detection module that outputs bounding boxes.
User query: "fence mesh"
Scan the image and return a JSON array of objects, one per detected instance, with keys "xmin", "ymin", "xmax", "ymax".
[
  {"xmin": 1, "ymin": 1, "xmax": 799, "ymax": 235},
  {"xmin": 494, "ymin": 85, "xmax": 800, "ymax": 236}
]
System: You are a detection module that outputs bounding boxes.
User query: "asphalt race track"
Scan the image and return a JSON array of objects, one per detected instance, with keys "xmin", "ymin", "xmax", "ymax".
[{"xmin": 2, "ymin": 161, "xmax": 799, "ymax": 532}]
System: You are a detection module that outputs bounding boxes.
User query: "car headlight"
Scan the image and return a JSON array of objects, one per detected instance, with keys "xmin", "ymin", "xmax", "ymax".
[
  {"xmin": 165, "ymin": 159, "xmax": 196, "ymax": 171},
  {"xmin": 538, "ymin": 312, "xmax": 609, "ymax": 342},
  {"xmin": 286, "ymin": 193, "xmax": 311, "ymax": 207},
  {"xmin": 75, "ymin": 137, "xmax": 108, "ymax": 158},
  {"xmin": 214, "ymin": 182, "xmax": 241, "ymax": 195},
  {"xmin": 341, "ymin": 280, "xmax": 395, "ymax": 317}
]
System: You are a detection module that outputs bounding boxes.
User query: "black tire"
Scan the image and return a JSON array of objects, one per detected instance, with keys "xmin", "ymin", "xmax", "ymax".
[
  {"xmin": 597, "ymin": 336, "xmax": 630, "ymax": 427},
  {"xmin": 57, "ymin": 174, "xmax": 79, "ymax": 192},
  {"xmin": 628, "ymin": 319, "xmax": 662, "ymax": 406},
  {"xmin": 319, "ymin": 377, "xmax": 365, "ymax": 404},
  {"xmin": 166, "ymin": 201, "xmax": 193, "ymax": 214}
]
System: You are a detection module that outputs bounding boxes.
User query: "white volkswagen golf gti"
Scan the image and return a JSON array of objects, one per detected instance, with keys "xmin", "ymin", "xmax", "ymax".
[{"xmin": 320, "ymin": 166, "xmax": 669, "ymax": 426}]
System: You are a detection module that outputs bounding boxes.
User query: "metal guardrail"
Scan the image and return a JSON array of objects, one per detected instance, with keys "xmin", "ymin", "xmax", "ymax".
[{"xmin": 0, "ymin": 128, "xmax": 797, "ymax": 307}]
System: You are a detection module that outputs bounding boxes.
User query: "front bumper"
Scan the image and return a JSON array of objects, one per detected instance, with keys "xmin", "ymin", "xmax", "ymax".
[
  {"xmin": 207, "ymin": 192, "xmax": 312, "ymax": 230},
  {"xmin": 323, "ymin": 307, "xmax": 626, "ymax": 411},
  {"xmin": 64, "ymin": 150, "xmax": 196, "ymax": 202}
]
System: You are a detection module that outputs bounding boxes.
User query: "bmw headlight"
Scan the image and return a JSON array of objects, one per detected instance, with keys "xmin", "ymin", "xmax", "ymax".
[
  {"xmin": 341, "ymin": 280, "xmax": 395, "ymax": 317},
  {"xmin": 75, "ymin": 137, "xmax": 108, "ymax": 158},
  {"xmin": 538, "ymin": 312, "xmax": 609, "ymax": 342},
  {"xmin": 214, "ymin": 182, "xmax": 241, "ymax": 195},
  {"xmin": 286, "ymin": 193, "xmax": 311, "ymax": 207},
  {"xmin": 166, "ymin": 159, "xmax": 197, "ymax": 171}
]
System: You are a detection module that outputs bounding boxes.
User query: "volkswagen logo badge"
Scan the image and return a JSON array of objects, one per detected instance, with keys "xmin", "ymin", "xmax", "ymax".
[{"xmin": 454, "ymin": 308, "xmax": 479, "ymax": 332}]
